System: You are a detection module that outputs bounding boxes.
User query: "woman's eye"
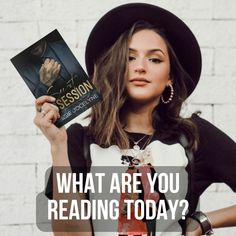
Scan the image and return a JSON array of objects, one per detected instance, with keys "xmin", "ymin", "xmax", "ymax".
[
  {"xmin": 128, "ymin": 56, "xmax": 135, "ymax": 61},
  {"xmin": 149, "ymin": 58, "xmax": 162, "ymax": 63}
]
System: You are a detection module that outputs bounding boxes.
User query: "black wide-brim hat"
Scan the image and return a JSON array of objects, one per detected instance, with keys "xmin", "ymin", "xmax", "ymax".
[{"xmin": 85, "ymin": 3, "xmax": 202, "ymax": 97}]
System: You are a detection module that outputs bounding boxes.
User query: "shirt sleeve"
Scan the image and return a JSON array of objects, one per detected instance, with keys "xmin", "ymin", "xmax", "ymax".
[
  {"xmin": 67, "ymin": 123, "xmax": 87, "ymax": 169},
  {"xmin": 45, "ymin": 123, "xmax": 86, "ymax": 199},
  {"xmin": 192, "ymin": 113, "xmax": 236, "ymax": 195}
]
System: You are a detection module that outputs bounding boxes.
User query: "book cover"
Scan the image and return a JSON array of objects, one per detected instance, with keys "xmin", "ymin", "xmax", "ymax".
[{"xmin": 11, "ymin": 29, "xmax": 101, "ymax": 127}]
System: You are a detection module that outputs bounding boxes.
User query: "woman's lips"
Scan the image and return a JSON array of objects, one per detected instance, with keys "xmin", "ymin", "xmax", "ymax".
[{"xmin": 129, "ymin": 78, "xmax": 150, "ymax": 86}]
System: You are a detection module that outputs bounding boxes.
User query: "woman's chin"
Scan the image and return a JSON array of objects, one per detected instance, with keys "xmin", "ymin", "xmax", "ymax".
[{"xmin": 127, "ymin": 95, "xmax": 160, "ymax": 106}]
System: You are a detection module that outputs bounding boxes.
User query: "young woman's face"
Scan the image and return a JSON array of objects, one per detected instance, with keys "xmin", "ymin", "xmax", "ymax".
[{"xmin": 126, "ymin": 29, "xmax": 171, "ymax": 105}]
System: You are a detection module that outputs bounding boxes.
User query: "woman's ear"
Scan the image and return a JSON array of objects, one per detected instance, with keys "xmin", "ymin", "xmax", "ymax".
[{"xmin": 166, "ymin": 78, "xmax": 173, "ymax": 86}]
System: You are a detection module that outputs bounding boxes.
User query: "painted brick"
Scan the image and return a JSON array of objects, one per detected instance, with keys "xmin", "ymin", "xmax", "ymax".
[
  {"xmin": 0, "ymin": 135, "xmax": 51, "ymax": 164},
  {"xmin": 36, "ymin": 164, "xmax": 52, "ymax": 194},
  {"xmin": 0, "ymin": 194, "xmax": 35, "ymax": 225},
  {"xmin": 0, "ymin": 49, "xmax": 22, "ymax": 77},
  {"xmin": 76, "ymin": 20, "xmax": 97, "ymax": 49},
  {"xmin": 217, "ymin": 183, "xmax": 235, "ymax": 192},
  {"xmin": 188, "ymin": 75, "xmax": 236, "ymax": 104},
  {"xmin": 89, "ymin": 0, "xmax": 147, "ymax": 21},
  {"xmin": 40, "ymin": 0, "xmax": 79, "ymax": 21},
  {"xmin": 74, "ymin": 0, "xmax": 213, "ymax": 20},
  {"xmin": 186, "ymin": 20, "xmax": 236, "ymax": 47},
  {"xmin": 0, "ymin": 225, "xmax": 33, "ymax": 236},
  {"xmin": 0, "ymin": 106, "xmax": 36, "ymax": 135},
  {"xmin": 38, "ymin": 21, "xmax": 77, "ymax": 49},
  {"xmin": 181, "ymin": 102, "xmax": 213, "ymax": 122},
  {"xmin": 32, "ymin": 224, "xmax": 52, "ymax": 236},
  {"xmin": 0, "ymin": 164, "xmax": 36, "ymax": 194},
  {"xmin": 74, "ymin": 46, "xmax": 87, "ymax": 72},
  {"xmin": 201, "ymin": 47, "xmax": 214, "ymax": 76},
  {"xmin": 0, "ymin": 77, "xmax": 33, "ymax": 106},
  {"xmin": 205, "ymin": 183, "xmax": 217, "ymax": 192},
  {"xmin": 213, "ymin": 0, "xmax": 236, "ymax": 19},
  {"xmin": 215, "ymin": 48, "xmax": 236, "ymax": 76},
  {"xmin": 214, "ymin": 104, "xmax": 236, "ymax": 141},
  {"xmin": 213, "ymin": 227, "xmax": 236, "ymax": 236},
  {"xmin": 200, "ymin": 192, "xmax": 236, "ymax": 212},
  {"xmin": 0, "ymin": 0, "xmax": 40, "ymax": 22},
  {"xmin": 0, "ymin": 22, "xmax": 39, "ymax": 49},
  {"xmin": 151, "ymin": 0, "xmax": 213, "ymax": 19}
]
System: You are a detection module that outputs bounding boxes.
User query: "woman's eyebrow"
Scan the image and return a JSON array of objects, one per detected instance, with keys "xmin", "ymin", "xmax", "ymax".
[
  {"xmin": 148, "ymin": 49, "xmax": 165, "ymax": 56},
  {"xmin": 129, "ymin": 48, "xmax": 165, "ymax": 56}
]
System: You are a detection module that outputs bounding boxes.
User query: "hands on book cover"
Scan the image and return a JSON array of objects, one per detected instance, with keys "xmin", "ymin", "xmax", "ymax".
[{"xmin": 11, "ymin": 29, "xmax": 101, "ymax": 127}]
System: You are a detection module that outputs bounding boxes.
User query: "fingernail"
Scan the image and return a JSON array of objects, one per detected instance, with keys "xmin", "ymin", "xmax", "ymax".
[{"xmin": 51, "ymin": 97, "xmax": 56, "ymax": 101}]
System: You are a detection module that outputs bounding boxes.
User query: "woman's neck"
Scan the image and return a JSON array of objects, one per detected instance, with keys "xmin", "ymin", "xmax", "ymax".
[{"xmin": 124, "ymin": 100, "xmax": 159, "ymax": 134}]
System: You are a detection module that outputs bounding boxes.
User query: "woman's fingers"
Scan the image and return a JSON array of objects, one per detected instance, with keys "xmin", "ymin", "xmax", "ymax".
[
  {"xmin": 35, "ymin": 95, "xmax": 55, "ymax": 105},
  {"xmin": 41, "ymin": 109, "xmax": 58, "ymax": 127},
  {"xmin": 34, "ymin": 96, "xmax": 59, "ymax": 127},
  {"xmin": 41, "ymin": 102, "xmax": 60, "ymax": 119},
  {"xmin": 33, "ymin": 95, "xmax": 66, "ymax": 144},
  {"xmin": 41, "ymin": 102, "xmax": 59, "ymax": 113},
  {"xmin": 34, "ymin": 106, "xmax": 59, "ymax": 128},
  {"xmin": 35, "ymin": 96, "xmax": 56, "ymax": 111}
]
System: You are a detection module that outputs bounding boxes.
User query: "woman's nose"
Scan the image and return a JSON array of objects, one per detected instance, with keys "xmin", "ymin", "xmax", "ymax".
[
  {"xmin": 134, "ymin": 59, "xmax": 146, "ymax": 73},
  {"xmin": 135, "ymin": 66, "xmax": 146, "ymax": 73}
]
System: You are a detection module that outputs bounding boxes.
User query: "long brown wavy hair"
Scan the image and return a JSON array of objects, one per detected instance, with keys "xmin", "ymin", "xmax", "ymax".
[{"xmin": 88, "ymin": 21, "xmax": 199, "ymax": 152}]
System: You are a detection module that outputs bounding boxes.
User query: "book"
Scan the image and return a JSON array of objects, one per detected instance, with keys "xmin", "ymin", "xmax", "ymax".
[{"xmin": 11, "ymin": 29, "xmax": 101, "ymax": 127}]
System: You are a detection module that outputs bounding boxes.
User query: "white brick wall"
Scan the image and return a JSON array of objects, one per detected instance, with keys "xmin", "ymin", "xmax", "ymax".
[{"xmin": 0, "ymin": 0, "xmax": 235, "ymax": 235}]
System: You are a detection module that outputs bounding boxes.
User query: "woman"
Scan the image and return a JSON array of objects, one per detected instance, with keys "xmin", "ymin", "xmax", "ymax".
[{"xmin": 34, "ymin": 3, "xmax": 236, "ymax": 236}]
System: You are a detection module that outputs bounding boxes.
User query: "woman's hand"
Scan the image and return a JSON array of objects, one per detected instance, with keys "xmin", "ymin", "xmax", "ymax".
[
  {"xmin": 39, "ymin": 58, "xmax": 61, "ymax": 87},
  {"xmin": 34, "ymin": 95, "xmax": 67, "ymax": 146},
  {"xmin": 185, "ymin": 217, "xmax": 202, "ymax": 236}
]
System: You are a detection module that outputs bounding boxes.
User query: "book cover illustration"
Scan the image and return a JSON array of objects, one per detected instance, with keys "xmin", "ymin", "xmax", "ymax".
[{"xmin": 11, "ymin": 29, "xmax": 101, "ymax": 127}]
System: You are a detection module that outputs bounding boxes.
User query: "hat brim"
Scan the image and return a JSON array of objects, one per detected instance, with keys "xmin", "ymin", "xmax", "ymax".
[{"xmin": 85, "ymin": 3, "xmax": 202, "ymax": 97}]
